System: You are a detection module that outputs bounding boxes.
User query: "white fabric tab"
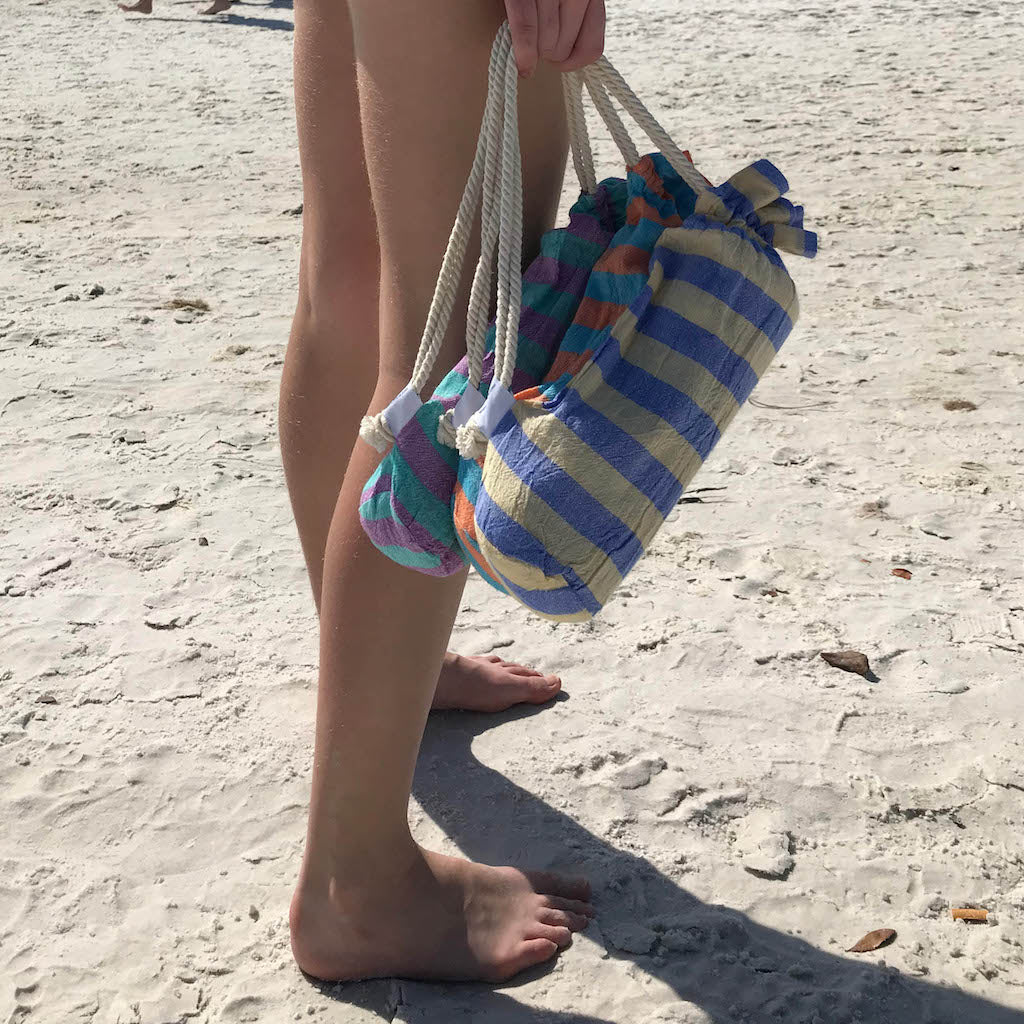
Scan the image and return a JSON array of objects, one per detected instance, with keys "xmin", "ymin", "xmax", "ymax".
[
  {"xmin": 451, "ymin": 385, "xmax": 485, "ymax": 428},
  {"xmin": 382, "ymin": 385, "xmax": 423, "ymax": 437},
  {"xmin": 476, "ymin": 382, "xmax": 515, "ymax": 438}
]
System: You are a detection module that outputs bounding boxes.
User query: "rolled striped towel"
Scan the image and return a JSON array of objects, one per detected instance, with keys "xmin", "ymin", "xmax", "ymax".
[{"xmin": 456, "ymin": 157, "xmax": 816, "ymax": 620}]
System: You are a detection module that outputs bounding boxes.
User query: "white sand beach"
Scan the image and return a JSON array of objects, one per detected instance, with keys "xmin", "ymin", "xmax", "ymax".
[{"xmin": 2, "ymin": 0, "xmax": 1023, "ymax": 1021}]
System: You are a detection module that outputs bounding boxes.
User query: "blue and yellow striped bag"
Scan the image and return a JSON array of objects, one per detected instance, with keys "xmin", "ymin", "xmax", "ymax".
[{"xmin": 451, "ymin": 51, "xmax": 816, "ymax": 621}]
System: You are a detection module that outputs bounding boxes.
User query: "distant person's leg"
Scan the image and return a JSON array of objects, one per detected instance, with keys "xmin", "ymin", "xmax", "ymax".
[
  {"xmin": 287, "ymin": 0, "xmax": 593, "ymax": 985},
  {"xmin": 199, "ymin": 0, "xmax": 233, "ymax": 14},
  {"xmin": 118, "ymin": 0, "xmax": 153, "ymax": 13},
  {"xmin": 280, "ymin": 0, "xmax": 561, "ymax": 712}
]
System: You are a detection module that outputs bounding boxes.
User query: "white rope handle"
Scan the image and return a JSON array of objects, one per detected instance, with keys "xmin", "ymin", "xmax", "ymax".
[
  {"xmin": 456, "ymin": 27, "xmax": 524, "ymax": 460},
  {"xmin": 465, "ymin": 85, "xmax": 502, "ymax": 393},
  {"xmin": 583, "ymin": 72, "xmax": 640, "ymax": 167},
  {"xmin": 438, "ymin": 66, "xmax": 598, "ymax": 444},
  {"xmin": 585, "ymin": 58, "xmax": 710, "ymax": 196},
  {"xmin": 359, "ymin": 28, "xmax": 511, "ymax": 452},
  {"xmin": 363, "ymin": 24, "xmax": 600, "ymax": 454},
  {"xmin": 409, "ymin": 32, "xmax": 510, "ymax": 394},
  {"xmin": 435, "ymin": 33, "xmax": 508, "ymax": 448},
  {"xmin": 363, "ymin": 21, "xmax": 713, "ymax": 459},
  {"xmin": 494, "ymin": 42, "xmax": 524, "ymax": 393},
  {"xmin": 563, "ymin": 70, "xmax": 597, "ymax": 195}
]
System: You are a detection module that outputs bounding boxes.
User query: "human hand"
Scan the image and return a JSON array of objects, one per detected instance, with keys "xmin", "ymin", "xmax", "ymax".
[{"xmin": 503, "ymin": 0, "xmax": 606, "ymax": 77}]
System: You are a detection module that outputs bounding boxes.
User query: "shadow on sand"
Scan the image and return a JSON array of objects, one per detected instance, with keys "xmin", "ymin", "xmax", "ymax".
[
  {"xmin": 135, "ymin": 0, "xmax": 291, "ymax": 31},
  {"xmin": 140, "ymin": 14, "xmax": 292, "ymax": 31},
  {"xmin": 314, "ymin": 700, "xmax": 1021, "ymax": 1021}
]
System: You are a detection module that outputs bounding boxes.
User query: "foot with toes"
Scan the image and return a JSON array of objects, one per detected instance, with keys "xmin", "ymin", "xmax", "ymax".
[
  {"xmin": 432, "ymin": 653, "xmax": 561, "ymax": 713},
  {"xmin": 291, "ymin": 846, "xmax": 592, "ymax": 983}
]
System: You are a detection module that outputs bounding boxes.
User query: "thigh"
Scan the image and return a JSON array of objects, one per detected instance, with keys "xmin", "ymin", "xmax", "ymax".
[
  {"xmin": 293, "ymin": 0, "xmax": 378, "ymax": 306},
  {"xmin": 348, "ymin": 0, "xmax": 568, "ymax": 389}
]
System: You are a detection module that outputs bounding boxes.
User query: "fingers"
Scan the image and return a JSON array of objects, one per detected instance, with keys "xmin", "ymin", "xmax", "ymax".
[
  {"xmin": 548, "ymin": 0, "xmax": 587, "ymax": 65},
  {"xmin": 505, "ymin": 0, "xmax": 606, "ymax": 76},
  {"xmin": 552, "ymin": 0, "xmax": 605, "ymax": 72},
  {"xmin": 504, "ymin": 0, "xmax": 539, "ymax": 77},
  {"xmin": 537, "ymin": 0, "xmax": 562, "ymax": 66}
]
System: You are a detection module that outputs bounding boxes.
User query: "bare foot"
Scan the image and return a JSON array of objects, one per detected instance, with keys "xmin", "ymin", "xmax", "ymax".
[
  {"xmin": 290, "ymin": 847, "xmax": 593, "ymax": 982},
  {"xmin": 199, "ymin": 0, "xmax": 233, "ymax": 13},
  {"xmin": 432, "ymin": 653, "xmax": 561, "ymax": 713},
  {"xmin": 118, "ymin": 0, "xmax": 152, "ymax": 12}
]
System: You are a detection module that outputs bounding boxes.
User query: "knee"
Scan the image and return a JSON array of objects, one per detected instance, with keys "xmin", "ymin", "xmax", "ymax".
[
  {"xmin": 294, "ymin": 225, "xmax": 380, "ymax": 336},
  {"xmin": 285, "ymin": 242, "xmax": 381, "ymax": 410}
]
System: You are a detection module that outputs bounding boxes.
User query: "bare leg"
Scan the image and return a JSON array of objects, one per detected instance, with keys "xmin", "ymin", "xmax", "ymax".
[
  {"xmin": 288, "ymin": 0, "xmax": 591, "ymax": 983},
  {"xmin": 199, "ymin": 0, "xmax": 233, "ymax": 13},
  {"xmin": 118, "ymin": 0, "xmax": 152, "ymax": 12},
  {"xmin": 280, "ymin": 0, "xmax": 560, "ymax": 712}
]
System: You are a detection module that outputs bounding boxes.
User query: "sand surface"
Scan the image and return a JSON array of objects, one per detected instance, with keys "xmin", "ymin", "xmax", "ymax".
[{"xmin": 2, "ymin": 0, "xmax": 1024, "ymax": 1021}]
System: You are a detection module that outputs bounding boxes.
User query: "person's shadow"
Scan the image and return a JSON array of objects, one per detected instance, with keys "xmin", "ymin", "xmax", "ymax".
[
  {"xmin": 319, "ymin": 699, "xmax": 1021, "ymax": 1023},
  {"xmin": 148, "ymin": 0, "xmax": 292, "ymax": 31}
]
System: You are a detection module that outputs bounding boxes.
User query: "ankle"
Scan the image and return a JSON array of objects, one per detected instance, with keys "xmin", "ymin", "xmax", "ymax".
[
  {"xmin": 441, "ymin": 650, "xmax": 464, "ymax": 674},
  {"xmin": 290, "ymin": 842, "xmax": 427, "ymax": 977},
  {"xmin": 297, "ymin": 832, "xmax": 422, "ymax": 901}
]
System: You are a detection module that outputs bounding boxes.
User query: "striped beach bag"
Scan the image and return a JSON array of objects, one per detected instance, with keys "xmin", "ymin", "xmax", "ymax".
[
  {"xmin": 357, "ymin": 29, "xmax": 622, "ymax": 576},
  {"xmin": 449, "ymin": 34, "xmax": 816, "ymax": 620}
]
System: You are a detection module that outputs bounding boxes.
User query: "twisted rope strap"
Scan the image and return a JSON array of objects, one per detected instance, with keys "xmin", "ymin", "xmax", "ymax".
[
  {"xmin": 363, "ymin": 19, "xmax": 715, "ymax": 463},
  {"xmin": 455, "ymin": 30, "xmax": 523, "ymax": 460},
  {"xmin": 455, "ymin": 50, "xmax": 715, "ymax": 461},
  {"xmin": 435, "ymin": 33, "xmax": 507, "ymax": 448},
  {"xmin": 583, "ymin": 72, "xmax": 640, "ymax": 167},
  {"xmin": 585, "ymin": 57, "xmax": 710, "ymax": 196},
  {"xmin": 563, "ymin": 69, "xmax": 597, "ymax": 195},
  {"xmin": 362, "ymin": 26, "xmax": 600, "ymax": 456},
  {"xmin": 358, "ymin": 27, "xmax": 512, "ymax": 453}
]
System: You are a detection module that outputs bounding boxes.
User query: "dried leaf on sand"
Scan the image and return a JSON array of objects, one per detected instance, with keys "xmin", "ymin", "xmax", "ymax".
[
  {"xmin": 847, "ymin": 928, "xmax": 896, "ymax": 952},
  {"xmin": 821, "ymin": 650, "xmax": 872, "ymax": 678}
]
